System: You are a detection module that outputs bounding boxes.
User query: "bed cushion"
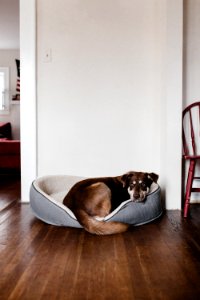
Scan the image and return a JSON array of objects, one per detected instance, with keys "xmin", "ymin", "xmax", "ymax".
[{"xmin": 30, "ymin": 175, "xmax": 163, "ymax": 228}]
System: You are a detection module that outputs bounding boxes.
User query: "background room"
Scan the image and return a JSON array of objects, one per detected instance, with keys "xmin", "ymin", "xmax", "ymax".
[{"xmin": 0, "ymin": 0, "xmax": 20, "ymax": 176}]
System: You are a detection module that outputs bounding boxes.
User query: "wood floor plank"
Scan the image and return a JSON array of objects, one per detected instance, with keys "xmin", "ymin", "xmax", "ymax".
[{"xmin": 0, "ymin": 175, "xmax": 20, "ymax": 211}]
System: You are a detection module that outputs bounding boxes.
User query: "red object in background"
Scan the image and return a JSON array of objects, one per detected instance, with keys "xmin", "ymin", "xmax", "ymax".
[
  {"xmin": 182, "ymin": 101, "xmax": 200, "ymax": 217},
  {"xmin": 0, "ymin": 122, "xmax": 12, "ymax": 139},
  {"xmin": 0, "ymin": 122, "xmax": 20, "ymax": 171},
  {"xmin": 16, "ymin": 78, "xmax": 20, "ymax": 93}
]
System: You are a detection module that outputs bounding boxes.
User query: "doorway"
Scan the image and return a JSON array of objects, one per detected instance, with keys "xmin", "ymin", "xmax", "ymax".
[{"xmin": 0, "ymin": 0, "xmax": 20, "ymax": 210}]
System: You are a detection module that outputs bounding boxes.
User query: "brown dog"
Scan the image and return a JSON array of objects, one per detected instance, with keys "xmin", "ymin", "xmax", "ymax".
[{"xmin": 63, "ymin": 171, "xmax": 158, "ymax": 235}]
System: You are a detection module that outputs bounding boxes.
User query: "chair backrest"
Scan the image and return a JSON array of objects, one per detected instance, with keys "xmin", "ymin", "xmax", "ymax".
[{"xmin": 182, "ymin": 101, "xmax": 200, "ymax": 157}]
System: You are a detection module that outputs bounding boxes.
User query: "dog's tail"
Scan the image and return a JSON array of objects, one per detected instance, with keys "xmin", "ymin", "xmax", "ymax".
[{"xmin": 75, "ymin": 209, "xmax": 129, "ymax": 235}]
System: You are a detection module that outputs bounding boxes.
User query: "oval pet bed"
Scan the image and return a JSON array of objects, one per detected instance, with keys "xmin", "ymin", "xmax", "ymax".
[{"xmin": 30, "ymin": 175, "xmax": 163, "ymax": 228}]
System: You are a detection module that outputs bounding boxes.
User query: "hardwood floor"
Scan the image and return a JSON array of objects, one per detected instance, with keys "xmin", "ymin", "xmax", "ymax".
[
  {"xmin": 0, "ymin": 177, "xmax": 200, "ymax": 300},
  {"xmin": 0, "ymin": 174, "xmax": 20, "ymax": 213}
]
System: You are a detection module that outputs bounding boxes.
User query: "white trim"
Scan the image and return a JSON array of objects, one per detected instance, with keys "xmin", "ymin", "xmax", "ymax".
[{"xmin": 20, "ymin": 0, "xmax": 37, "ymax": 202}]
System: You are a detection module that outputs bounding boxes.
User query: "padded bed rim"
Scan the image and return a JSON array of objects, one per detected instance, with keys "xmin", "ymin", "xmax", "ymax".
[
  {"xmin": 31, "ymin": 179, "xmax": 161, "ymax": 220},
  {"xmin": 30, "ymin": 176, "xmax": 162, "ymax": 226},
  {"xmin": 30, "ymin": 183, "xmax": 78, "ymax": 222}
]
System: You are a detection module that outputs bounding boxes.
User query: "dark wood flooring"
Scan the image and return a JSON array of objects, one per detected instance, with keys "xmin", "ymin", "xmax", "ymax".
[{"xmin": 0, "ymin": 177, "xmax": 200, "ymax": 300}]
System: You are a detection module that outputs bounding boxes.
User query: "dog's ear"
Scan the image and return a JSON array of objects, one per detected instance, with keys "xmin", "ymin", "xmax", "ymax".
[
  {"xmin": 120, "ymin": 172, "xmax": 134, "ymax": 188},
  {"xmin": 147, "ymin": 173, "xmax": 159, "ymax": 183}
]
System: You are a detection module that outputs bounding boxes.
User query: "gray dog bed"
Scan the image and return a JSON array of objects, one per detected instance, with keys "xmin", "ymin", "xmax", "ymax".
[{"xmin": 30, "ymin": 175, "xmax": 163, "ymax": 228}]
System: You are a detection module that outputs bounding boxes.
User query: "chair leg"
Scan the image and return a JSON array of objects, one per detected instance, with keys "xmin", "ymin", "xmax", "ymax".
[{"xmin": 184, "ymin": 160, "xmax": 195, "ymax": 217}]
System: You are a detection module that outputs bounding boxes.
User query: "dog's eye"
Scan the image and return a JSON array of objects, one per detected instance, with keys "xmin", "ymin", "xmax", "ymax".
[{"xmin": 141, "ymin": 182, "xmax": 146, "ymax": 188}]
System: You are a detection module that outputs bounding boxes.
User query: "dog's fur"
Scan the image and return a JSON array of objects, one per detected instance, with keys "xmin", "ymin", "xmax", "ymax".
[{"xmin": 63, "ymin": 171, "xmax": 158, "ymax": 235}]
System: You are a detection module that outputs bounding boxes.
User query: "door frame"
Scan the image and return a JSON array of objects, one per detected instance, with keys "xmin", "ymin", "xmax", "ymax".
[{"xmin": 20, "ymin": 0, "xmax": 37, "ymax": 202}]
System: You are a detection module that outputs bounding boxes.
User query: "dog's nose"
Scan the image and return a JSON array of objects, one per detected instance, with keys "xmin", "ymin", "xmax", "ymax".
[{"xmin": 133, "ymin": 192, "xmax": 140, "ymax": 199}]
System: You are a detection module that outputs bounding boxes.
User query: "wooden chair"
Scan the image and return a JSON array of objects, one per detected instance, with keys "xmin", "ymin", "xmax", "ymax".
[{"xmin": 182, "ymin": 101, "xmax": 200, "ymax": 217}]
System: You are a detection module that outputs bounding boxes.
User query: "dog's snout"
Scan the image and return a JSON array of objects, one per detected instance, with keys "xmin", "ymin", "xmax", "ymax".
[{"xmin": 133, "ymin": 191, "xmax": 140, "ymax": 199}]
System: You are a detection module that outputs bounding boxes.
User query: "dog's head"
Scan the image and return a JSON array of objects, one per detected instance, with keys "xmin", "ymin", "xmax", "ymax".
[{"xmin": 121, "ymin": 171, "xmax": 159, "ymax": 202}]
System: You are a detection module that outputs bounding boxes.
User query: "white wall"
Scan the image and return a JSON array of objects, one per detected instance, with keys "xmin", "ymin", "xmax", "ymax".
[
  {"xmin": 0, "ymin": 49, "xmax": 20, "ymax": 139},
  {"xmin": 37, "ymin": 0, "xmax": 163, "ymax": 177},
  {"xmin": 183, "ymin": 0, "xmax": 200, "ymax": 202},
  {"xmin": 183, "ymin": 0, "xmax": 200, "ymax": 108},
  {"xmin": 21, "ymin": 0, "xmax": 183, "ymax": 209},
  {"xmin": 0, "ymin": 0, "xmax": 19, "ymax": 49},
  {"xmin": 160, "ymin": 0, "xmax": 183, "ymax": 209}
]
